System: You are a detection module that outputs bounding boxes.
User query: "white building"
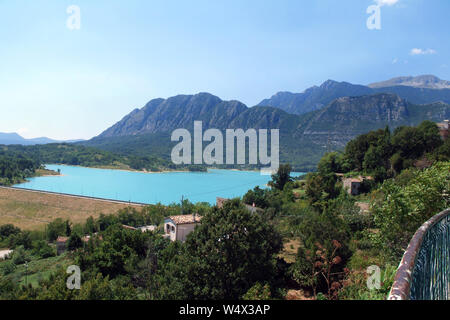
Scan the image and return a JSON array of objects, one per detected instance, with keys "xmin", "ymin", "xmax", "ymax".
[{"xmin": 164, "ymin": 214, "xmax": 202, "ymax": 242}]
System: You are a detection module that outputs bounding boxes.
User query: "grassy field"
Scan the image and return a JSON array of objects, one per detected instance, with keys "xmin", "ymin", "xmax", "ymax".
[{"xmin": 0, "ymin": 187, "xmax": 144, "ymax": 230}]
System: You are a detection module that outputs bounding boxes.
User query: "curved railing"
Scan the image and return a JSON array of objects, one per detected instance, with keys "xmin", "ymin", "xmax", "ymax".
[{"xmin": 389, "ymin": 208, "xmax": 450, "ymax": 300}]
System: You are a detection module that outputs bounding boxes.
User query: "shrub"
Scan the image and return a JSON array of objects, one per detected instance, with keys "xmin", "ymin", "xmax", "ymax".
[
  {"xmin": 0, "ymin": 261, "xmax": 16, "ymax": 276},
  {"xmin": 32, "ymin": 240, "xmax": 56, "ymax": 258},
  {"xmin": 372, "ymin": 162, "xmax": 450, "ymax": 261},
  {"xmin": 242, "ymin": 282, "xmax": 272, "ymax": 300}
]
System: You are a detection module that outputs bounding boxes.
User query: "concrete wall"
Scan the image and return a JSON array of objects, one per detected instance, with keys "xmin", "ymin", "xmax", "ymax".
[{"xmin": 176, "ymin": 223, "xmax": 197, "ymax": 242}]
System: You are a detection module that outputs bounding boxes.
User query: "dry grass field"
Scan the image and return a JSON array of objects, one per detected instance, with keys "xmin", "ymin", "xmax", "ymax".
[{"xmin": 0, "ymin": 187, "xmax": 144, "ymax": 230}]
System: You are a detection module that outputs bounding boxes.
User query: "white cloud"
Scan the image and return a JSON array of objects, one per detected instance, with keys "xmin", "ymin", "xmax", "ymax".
[
  {"xmin": 375, "ymin": 0, "xmax": 399, "ymax": 6},
  {"xmin": 392, "ymin": 58, "xmax": 398, "ymax": 64},
  {"xmin": 410, "ymin": 48, "xmax": 437, "ymax": 55}
]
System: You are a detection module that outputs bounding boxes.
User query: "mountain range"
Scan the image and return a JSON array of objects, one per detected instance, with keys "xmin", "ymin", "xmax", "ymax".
[
  {"xmin": 0, "ymin": 132, "xmax": 83, "ymax": 146},
  {"xmin": 258, "ymin": 75, "xmax": 450, "ymax": 115},
  {"xmin": 84, "ymin": 75, "xmax": 450, "ymax": 170}
]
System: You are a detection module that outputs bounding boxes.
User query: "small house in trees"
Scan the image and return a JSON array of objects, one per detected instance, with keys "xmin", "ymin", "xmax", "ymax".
[
  {"xmin": 437, "ymin": 120, "xmax": 449, "ymax": 140},
  {"xmin": 164, "ymin": 214, "xmax": 202, "ymax": 242},
  {"xmin": 216, "ymin": 197, "xmax": 228, "ymax": 208},
  {"xmin": 56, "ymin": 236, "xmax": 69, "ymax": 255},
  {"xmin": 343, "ymin": 178, "xmax": 362, "ymax": 196},
  {"xmin": 342, "ymin": 176, "xmax": 373, "ymax": 196}
]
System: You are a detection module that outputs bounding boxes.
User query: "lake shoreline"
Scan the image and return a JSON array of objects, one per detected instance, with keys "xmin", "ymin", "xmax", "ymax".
[
  {"xmin": 43, "ymin": 163, "xmax": 264, "ymax": 175},
  {"xmin": 15, "ymin": 164, "xmax": 305, "ymax": 206}
]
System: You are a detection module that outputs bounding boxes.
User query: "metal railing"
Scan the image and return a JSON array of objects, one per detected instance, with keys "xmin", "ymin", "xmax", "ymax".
[{"xmin": 389, "ymin": 208, "xmax": 450, "ymax": 300}]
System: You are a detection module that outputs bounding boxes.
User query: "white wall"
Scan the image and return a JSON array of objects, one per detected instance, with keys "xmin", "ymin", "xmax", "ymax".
[{"xmin": 164, "ymin": 220, "xmax": 177, "ymax": 242}]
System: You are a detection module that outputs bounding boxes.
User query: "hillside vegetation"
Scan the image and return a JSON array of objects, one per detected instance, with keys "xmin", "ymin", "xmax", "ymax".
[{"xmin": 1, "ymin": 121, "xmax": 448, "ymax": 300}]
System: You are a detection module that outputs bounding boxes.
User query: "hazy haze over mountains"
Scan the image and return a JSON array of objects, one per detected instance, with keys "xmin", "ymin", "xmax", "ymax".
[{"xmin": 0, "ymin": 132, "xmax": 84, "ymax": 146}]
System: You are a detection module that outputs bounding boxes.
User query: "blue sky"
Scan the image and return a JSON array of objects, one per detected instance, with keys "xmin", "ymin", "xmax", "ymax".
[{"xmin": 0, "ymin": 0, "xmax": 449, "ymax": 140}]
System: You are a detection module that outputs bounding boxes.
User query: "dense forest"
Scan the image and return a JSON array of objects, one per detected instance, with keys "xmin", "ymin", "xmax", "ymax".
[
  {"xmin": 0, "ymin": 121, "xmax": 449, "ymax": 300},
  {"xmin": 0, "ymin": 155, "xmax": 39, "ymax": 186}
]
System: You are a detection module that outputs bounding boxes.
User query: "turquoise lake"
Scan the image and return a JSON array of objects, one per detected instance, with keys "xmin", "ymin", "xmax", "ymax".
[{"xmin": 14, "ymin": 165, "xmax": 304, "ymax": 205}]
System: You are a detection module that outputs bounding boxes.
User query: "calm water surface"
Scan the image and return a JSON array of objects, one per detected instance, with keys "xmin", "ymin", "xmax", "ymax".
[{"xmin": 14, "ymin": 165, "xmax": 304, "ymax": 205}]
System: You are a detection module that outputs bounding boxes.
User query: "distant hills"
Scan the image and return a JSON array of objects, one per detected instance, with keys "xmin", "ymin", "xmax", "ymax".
[
  {"xmin": 258, "ymin": 77, "xmax": 450, "ymax": 115},
  {"xmin": 369, "ymin": 75, "xmax": 450, "ymax": 90},
  {"xmin": 0, "ymin": 132, "xmax": 83, "ymax": 146},
  {"xmin": 84, "ymin": 75, "xmax": 450, "ymax": 171}
]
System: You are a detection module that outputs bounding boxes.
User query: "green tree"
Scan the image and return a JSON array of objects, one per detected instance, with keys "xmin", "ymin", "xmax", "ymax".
[
  {"xmin": 372, "ymin": 162, "xmax": 450, "ymax": 261},
  {"xmin": 417, "ymin": 120, "xmax": 443, "ymax": 154},
  {"xmin": 0, "ymin": 224, "xmax": 21, "ymax": 240},
  {"xmin": 67, "ymin": 233, "xmax": 83, "ymax": 251},
  {"xmin": 242, "ymin": 282, "xmax": 272, "ymax": 300},
  {"xmin": 46, "ymin": 218, "xmax": 70, "ymax": 242},
  {"xmin": 84, "ymin": 216, "xmax": 97, "ymax": 234},
  {"xmin": 76, "ymin": 224, "xmax": 152, "ymax": 279},
  {"xmin": 161, "ymin": 199, "xmax": 283, "ymax": 300},
  {"xmin": 269, "ymin": 164, "xmax": 293, "ymax": 191},
  {"xmin": 305, "ymin": 172, "xmax": 339, "ymax": 209},
  {"xmin": 290, "ymin": 211, "xmax": 351, "ymax": 298},
  {"xmin": 8, "ymin": 230, "xmax": 32, "ymax": 249},
  {"xmin": 243, "ymin": 186, "xmax": 269, "ymax": 208},
  {"xmin": 32, "ymin": 240, "xmax": 55, "ymax": 258},
  {"xmin": 318, "ymin": 152, "xmax": 343, "ymax": 175}
]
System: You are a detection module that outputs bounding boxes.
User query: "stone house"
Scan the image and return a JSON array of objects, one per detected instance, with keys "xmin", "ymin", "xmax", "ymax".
[
  {"xmin": 216, "ymin": 197, "xmax": 228, "ymax": 209},
  {"xmin": 437, "ymin": 120, "xmax": 449, "ymax": 140},
  {"xmin": 343, "ymin": 178, "xmax": 362, "ymax": 196},
  {"xmin": 164, "ymin": 214, "xmax": 202, "ymax": 242},
  {"xmin": 342, "ymin": 175, "xmax": 373, "ymax": 196},
  {"xmin": 56, "ymin": 236, "xmax": 69, "ymax": 255}
]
